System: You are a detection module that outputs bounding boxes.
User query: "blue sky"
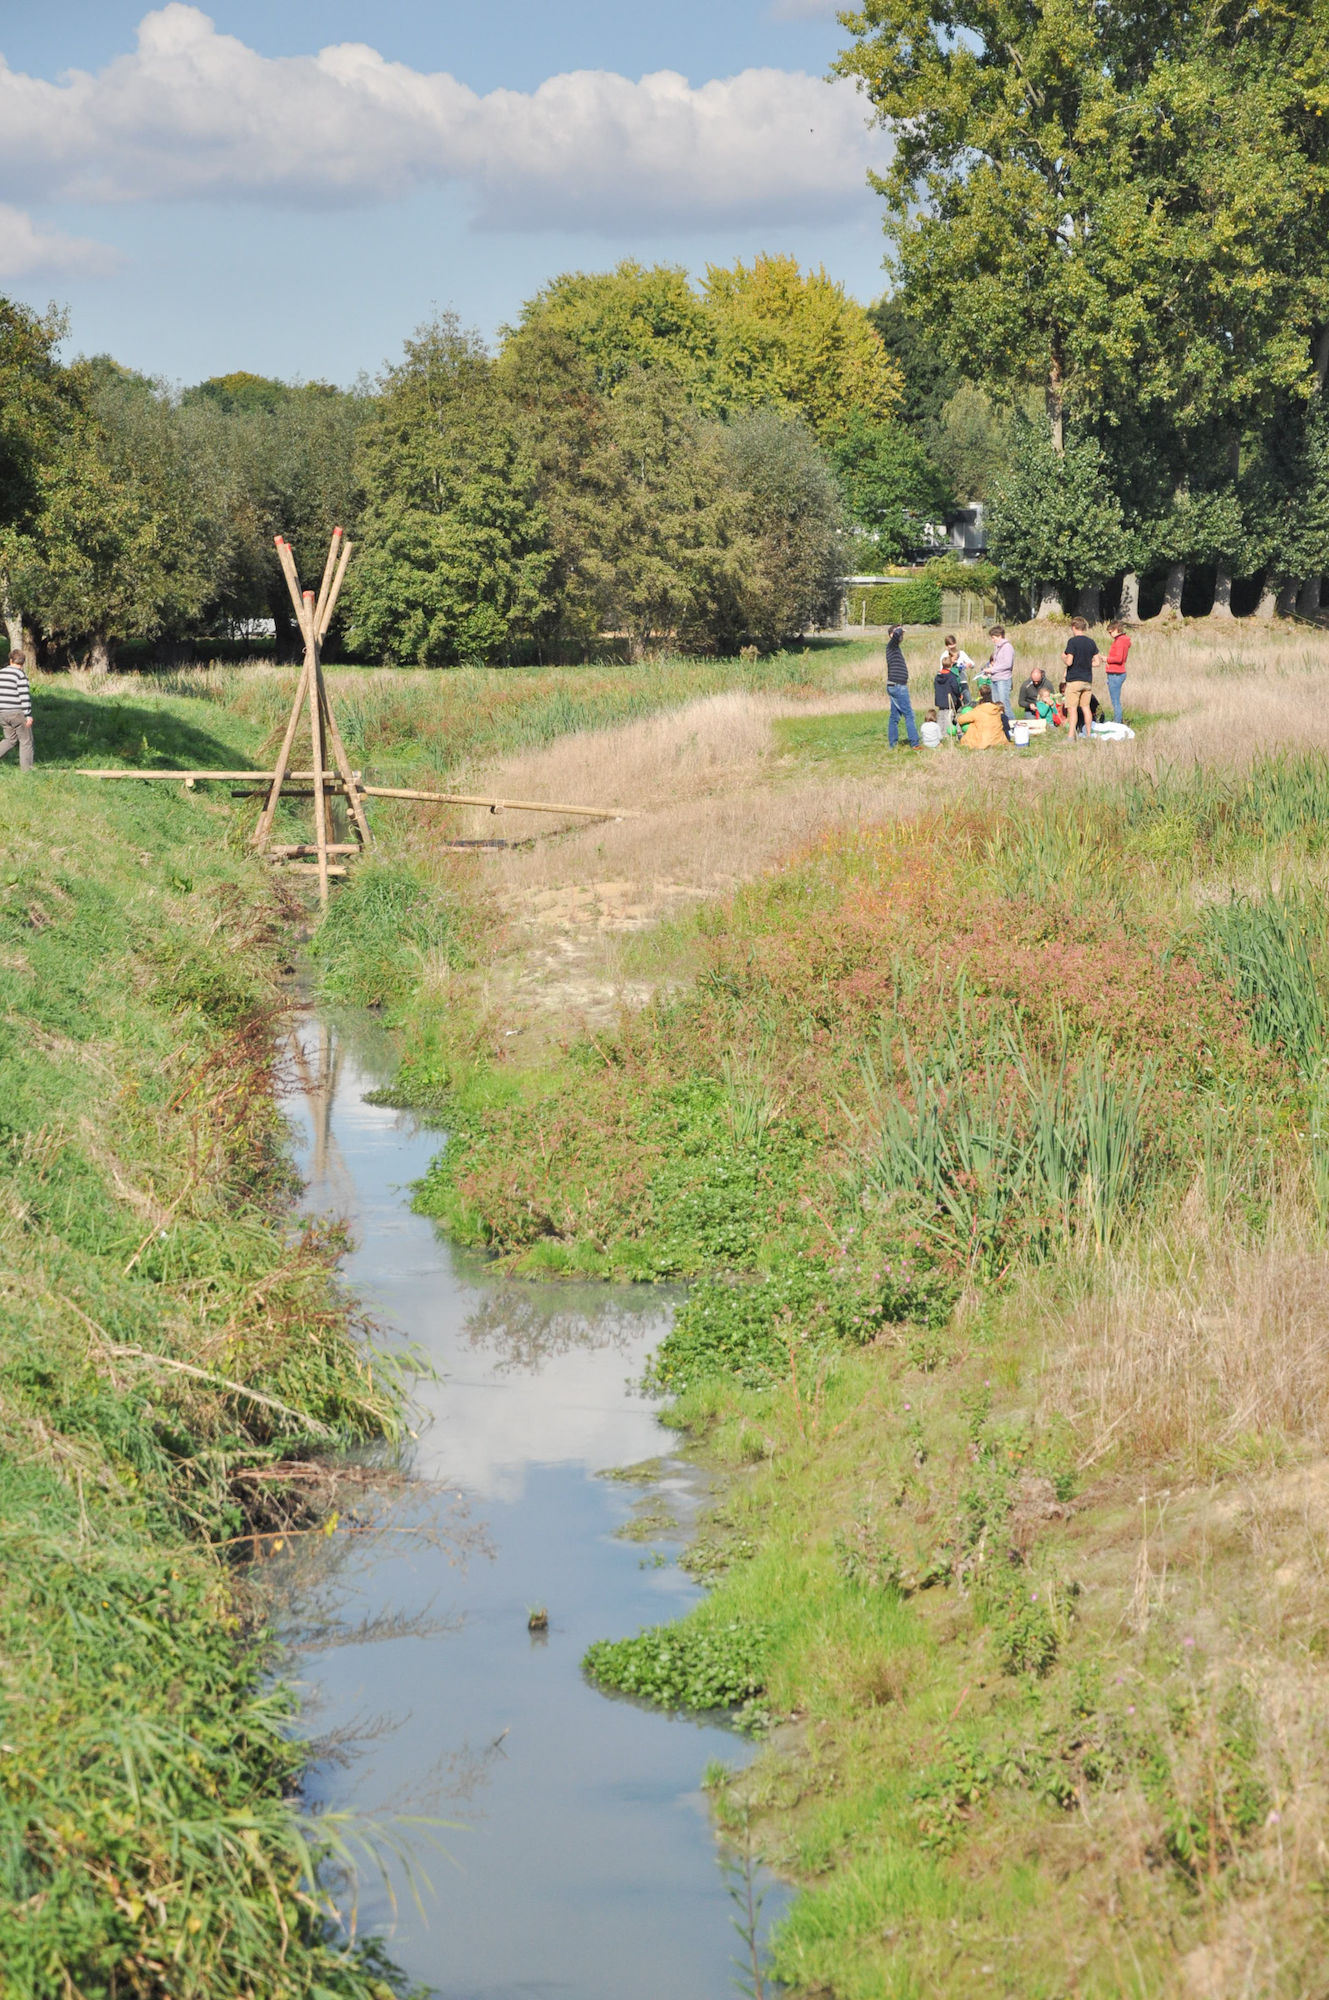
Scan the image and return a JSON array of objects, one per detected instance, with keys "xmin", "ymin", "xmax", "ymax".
[{"xmin": 0, "ymin": 2, "xmax": 891, "ymax": 388}]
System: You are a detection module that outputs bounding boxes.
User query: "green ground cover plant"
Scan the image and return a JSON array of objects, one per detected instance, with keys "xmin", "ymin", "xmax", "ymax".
[
  {"xmin": 379, "ymin": 745, "xmax": 1329, "ymax": 1997},
  {"xmin": 0, "ymin": 760, "xmax": 408, "ymax": 1997}
]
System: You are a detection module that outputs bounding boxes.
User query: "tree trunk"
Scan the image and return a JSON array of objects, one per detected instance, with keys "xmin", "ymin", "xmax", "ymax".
[
  {"xmin": 88, "ymin": 632, "xmax": 113, "ymax": 675},
  {"xmin": 1118, "ymin": 572, "xmax": 1141, "ymax": 623},
  {"xmin": 1315, "ymin": 323, "xmax": 1329, "ymax": 396},
  {"xmin": 1254, "ymin": 575, "xmax": 1279, "ymax": 620},
  {"xmin": 1046, "ymin": 344, "xmax": 1065, "ymax": 455},
  {"xmin": 1156, "ymin": 564, "xmax": 1185, "ymax": 619},
  {"xmin": 1034, "ymin": 581, "xmax": 1065, "ymax": 620},
  {"xmin": 1276, "ymin": 577, "xmax": 1300, "ymax": 618},
  {"xmin": 1210, "ymin": 567, "xmax": 1235, "ymax": 619},
  {"xmin": 1297, "ymin": 575, "xmax": 1323, "ymax": 618},
  {"xmin": 1074, "ymin": 582, "xmax": 1101, "ymax": 622}
]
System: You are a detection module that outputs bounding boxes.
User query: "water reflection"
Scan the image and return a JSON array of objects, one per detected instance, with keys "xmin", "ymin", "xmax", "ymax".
[{"xmin": 278, "ymin": 1009, "xmax": 785, "ymax": 2000}]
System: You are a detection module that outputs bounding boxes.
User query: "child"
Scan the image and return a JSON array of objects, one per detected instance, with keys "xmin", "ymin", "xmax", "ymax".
[
  {"xmin": 933, "ymin": 659, "xmax": 967, "ymax": 730},
  {"xmin": 920, "ymin": 706, "xmax": 943, "ymax": 748}
]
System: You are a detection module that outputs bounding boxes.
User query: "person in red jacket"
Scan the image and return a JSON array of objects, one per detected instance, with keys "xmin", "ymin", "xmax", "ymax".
[{"xmin": 1105, "ymin": 620, "xmax": 1133, "ymax": 724}]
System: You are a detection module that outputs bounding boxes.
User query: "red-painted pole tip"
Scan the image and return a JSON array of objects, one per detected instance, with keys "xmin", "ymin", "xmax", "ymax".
[
  {"xmin": 303, "ymin": 589, "xmax": 314, "ymax": 600},
  {"xmin": 333, "ymin": 526, "xmax": 343, "ymax": 536},
  {"xmin": 274, "ymin": 535, "xmax": 283, "ymax": 546}
]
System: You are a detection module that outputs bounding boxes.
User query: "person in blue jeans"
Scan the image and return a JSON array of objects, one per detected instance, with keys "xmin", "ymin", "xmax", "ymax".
[{"xmin": 885, "ymin": 624, "xmax": 919, "ymax": 747}]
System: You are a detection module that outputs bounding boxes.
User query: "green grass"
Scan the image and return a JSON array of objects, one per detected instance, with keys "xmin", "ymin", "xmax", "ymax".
[
  {"xmin": 772, "ymin": 705, "xmax": 1178, "ymax": 772},
  {"xmin": 368, "ymin": 744, "xmax": 1329, "ymax": 1998},
  {"xmin": 0, "ymin": 760, "xmax": 408, "ymax": 1998},
  {"xmin": 94, "ymin": 640, "xmax": 872, "ymax": 793}
]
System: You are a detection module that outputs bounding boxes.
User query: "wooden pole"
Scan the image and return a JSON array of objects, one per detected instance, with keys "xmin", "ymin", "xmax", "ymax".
[
  {"xmin": 303, "ymin": 588, "xmax": 331, "ymax": 908},
  {"xmin": 252, "ymin": 657, "xmax": 311, "ymax": 847},
  {"xmin": 317, "ymin": 664, "xmax": 373, "ymax": 847},
  {"xmin": 313, "ymin": 526, "xmax": 343, "ymax": 634},
  {"xmin": 253, "ymin": 536, "xmax": 316, "ymax": 850},
  {"xmin": 356, "ymin": 783, "xmax": 637, "ymax": 819},
  {"xmin": 318, "ymin": 537, "xmax": 353, "ymax": 641}
]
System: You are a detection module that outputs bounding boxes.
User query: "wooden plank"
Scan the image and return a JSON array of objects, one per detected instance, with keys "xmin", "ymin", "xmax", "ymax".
[
  {"xmin": 269, "ymin": 861, "xmax": 349, "ymax": 877},
  {"xmin": 267, "ymin": 843, "xmax": 361, "ymax": 857},
  {"xmin": 359, "ymin": 784, "xmax": 636, "ymax": 819},
  {"xmin": 77, "ymin": 772, "xmax": 635, "ymax": 819}
]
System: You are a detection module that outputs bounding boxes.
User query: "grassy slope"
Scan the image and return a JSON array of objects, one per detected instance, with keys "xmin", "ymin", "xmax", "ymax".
[
  {"xmin": 86, "ymin": 641, "xmax": 870, "ymax": 790},
  {"xmin": 0, "ymin": 733, "xmax": 407, "ymax": 1998},
  {"xmin": 370, "ymin": 747, "xmax": 1329, "ymax": 1997}
]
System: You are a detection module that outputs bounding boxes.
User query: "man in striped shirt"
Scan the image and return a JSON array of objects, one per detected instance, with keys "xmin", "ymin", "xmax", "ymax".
[{"xmin": 0, "ymin": 651, "xmax": 34, "ymax": 771}]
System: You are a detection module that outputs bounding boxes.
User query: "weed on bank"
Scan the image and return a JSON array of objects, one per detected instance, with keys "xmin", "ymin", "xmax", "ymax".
[
  {"xmin": 387, "ymin": 749, "xmax": 1329, "ymax": 1995},
  {"xmin": 0, "ymin": 769, "xmax": 407, "ymax": 1997}
]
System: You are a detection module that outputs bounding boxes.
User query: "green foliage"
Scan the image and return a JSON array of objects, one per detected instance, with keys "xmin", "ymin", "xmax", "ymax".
[
  {"xmin": 1204, "ymin": 889, "xmax": 1329, "ymax": 1077},
  {"xmin": 510, "ymin": 255, "xmax": 900, "ymax": 435},
  {"xmin": 583, "ymin": 1617, "xmax": 769, "ymax": 1711},
  {"xmin": 649, "ymin": 1253, "xmax": 953, "ymax": 1393},
  {"xmin": 844, "ymin": 579, "xmax": 941, "ymax": 624},
  {"xmin": 349, "ymin": 313, "xmax": 552, "ymax": 666},
  {"xmin": 828, "ymin": 411, "xmax": 951, "ymax": 558},
  {"xmin": 858, "ymin": 1012, "xmax": 1154, "ymax": 1268},
  {"xmin": 718, "ymin": 408, "xmax": 847, "ymax": 648},
  {"xmin": 310, "ymin": 861, "xmax": 475, "ymax": 1009},
  {"xmin": 986, "ymin": 421, "xmax": 1127, "ymax": 593}
]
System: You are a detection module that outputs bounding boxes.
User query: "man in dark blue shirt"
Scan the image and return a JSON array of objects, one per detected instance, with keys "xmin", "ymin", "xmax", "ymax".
[
  {"xmin": 1061, "ymin": 617, "xmax": 1103, "ymax": 740},
  {"xmin": 885, "ymin": 625, "xmax": 920, "ymax": 749}
]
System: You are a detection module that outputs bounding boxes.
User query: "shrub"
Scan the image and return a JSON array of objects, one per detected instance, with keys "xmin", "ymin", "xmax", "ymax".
[{"xmin": 845, "ymin": 579, "xmax": 941, "ymax": 625}]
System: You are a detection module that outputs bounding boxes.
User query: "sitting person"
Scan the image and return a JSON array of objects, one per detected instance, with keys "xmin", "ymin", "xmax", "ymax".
[
  {"xmin": 957, "ymin": 677, "xmax": 1011, "ymax": 748},
  {"xmin": 1018, "ymin": 665, "xmax": 1057, "ymax": 716},
  {"xmin": 919, "ymin": 705, "xmax": 943, "ymax": 748},
  {"xmin": 1057, "ymin": 678, "xmax": 1100, "ymax": 736}
]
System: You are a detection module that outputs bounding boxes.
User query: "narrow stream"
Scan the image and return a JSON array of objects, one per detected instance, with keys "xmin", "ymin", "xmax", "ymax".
[{"xmin": 277, "ymin": 1007, "xmax": 783, "ymax": 1999}]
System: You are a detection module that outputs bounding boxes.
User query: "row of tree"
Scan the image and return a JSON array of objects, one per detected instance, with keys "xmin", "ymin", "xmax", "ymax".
[
  {"xmin": 836, "ymin": 0, "xmax": 1329, "ymax": 620},
  {"xmin": 1, "ymin": 260, "xmax": 937, "ymax": 668}
]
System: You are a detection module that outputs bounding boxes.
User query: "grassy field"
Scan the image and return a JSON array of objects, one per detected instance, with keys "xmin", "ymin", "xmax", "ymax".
[
  {"xmin": 14, "ymin": 621, "xmax": 1329, "ymax": 1996},
  {"xmin": 295, "ymin": 618, "xmax": 1329, "ymax": 1998},
  {"xmin": 0, "ymin": 758, "xmax": 408, "ymax": 1996}
]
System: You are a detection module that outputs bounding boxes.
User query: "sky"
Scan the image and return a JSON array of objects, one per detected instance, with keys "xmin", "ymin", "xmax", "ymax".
[{"xmin": 0, "ymin": 2, "xmax": 892, "ymax": 389}]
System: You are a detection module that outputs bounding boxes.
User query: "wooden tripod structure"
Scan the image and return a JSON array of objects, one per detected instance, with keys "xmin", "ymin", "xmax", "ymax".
[{"xmin": 252, "ymin": 528, "xmax": 372, "ymax": 906}]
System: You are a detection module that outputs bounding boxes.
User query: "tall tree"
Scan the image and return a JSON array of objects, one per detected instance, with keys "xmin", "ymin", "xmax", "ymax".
[
  {"xmin": 25, "ymin": 363, "xmax": 214, "ymax": 670},
  {"xmin": 0, "ymin": 298, "xmax": 74, "ymax": 663},
  {"xmin": 348, "ymin": 315, "xmax": 551, "ymax": 667}
]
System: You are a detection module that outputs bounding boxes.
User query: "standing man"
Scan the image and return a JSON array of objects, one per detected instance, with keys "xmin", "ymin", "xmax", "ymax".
[
  {"xmin": 0, "ymin": 650, "xmax": 33, "ymax": 772},
  {"xmin": 1062, "ymin": 616, "xmax": 1102, "ymax": 740},
  {"xmin": 1104, "ymin": 619, "xmax": 1133, "ymax": 724},
  {"xmin": 987, "ymin": 624, "xmax": 1015, "ymax": 720},
  {"xmin": 885, "ymin": 623, "xmax": 920, "ymax": 749}
]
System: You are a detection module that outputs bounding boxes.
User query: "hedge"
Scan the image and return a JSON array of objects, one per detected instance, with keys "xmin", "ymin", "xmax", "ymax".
[{"xmin": 845, "ymin": 580, "xmax": 942, "ymax": 625}]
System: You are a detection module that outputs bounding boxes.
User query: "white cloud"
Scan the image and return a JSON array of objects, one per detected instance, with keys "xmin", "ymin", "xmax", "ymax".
[
  {"xmin": 0, "ymin": 203, "xmax": 120, "ymax": 279},
  {"xmin": 0, "ymin": 4, "xmax": 887, "ymax": 232}
]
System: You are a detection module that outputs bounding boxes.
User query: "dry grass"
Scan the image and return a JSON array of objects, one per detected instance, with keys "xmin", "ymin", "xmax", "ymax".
[
  {"xmin": 1039, "ymin": 1209, "xmax": 1329, "ymax": 1472},
  {"xmin": 446, "ymin": 619, "xmax": 1328, "ymax": 926}
]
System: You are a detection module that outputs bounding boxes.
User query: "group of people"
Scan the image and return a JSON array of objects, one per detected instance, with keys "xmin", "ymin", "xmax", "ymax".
[{"xmin": 882, "ymin": 617, "xmax": 1134, "ymax": 749}]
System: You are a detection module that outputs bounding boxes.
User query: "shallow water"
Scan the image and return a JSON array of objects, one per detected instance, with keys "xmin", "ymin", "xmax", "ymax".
[{"xmin": 278, "ymin": 1011, "xmax": 781, "ymax": 1999}]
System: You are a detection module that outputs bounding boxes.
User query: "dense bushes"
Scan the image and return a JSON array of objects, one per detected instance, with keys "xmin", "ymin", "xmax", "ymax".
[{"xmin": 845, "ymin": 578, "xmax": 941, "ymax": 624}]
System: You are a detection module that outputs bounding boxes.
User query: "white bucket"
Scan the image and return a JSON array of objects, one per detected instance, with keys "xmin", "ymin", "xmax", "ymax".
[{"xmin": 1012, "ymin": 721, "xmax": 1030, "ymax": 746}]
